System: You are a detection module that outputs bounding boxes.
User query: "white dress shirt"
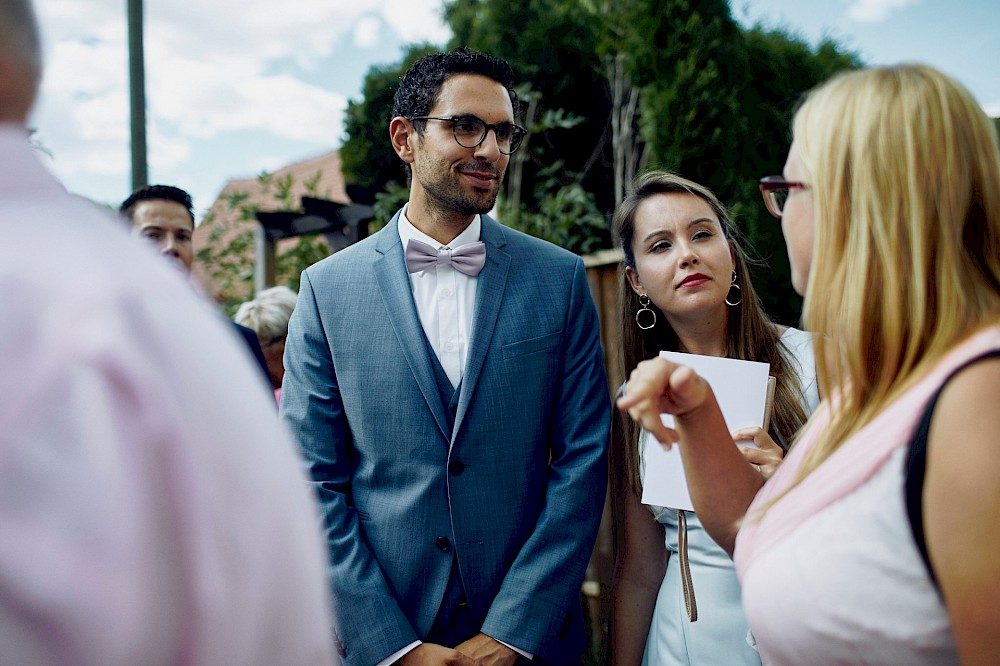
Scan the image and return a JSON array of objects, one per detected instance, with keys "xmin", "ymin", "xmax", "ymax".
[
  {"xmin": 398, "ymin": 205, "xmax": 480, "ymax": 388},
  {"xmin": 0, "ymin": 125, "xmax": 335, "ymax": 665}
]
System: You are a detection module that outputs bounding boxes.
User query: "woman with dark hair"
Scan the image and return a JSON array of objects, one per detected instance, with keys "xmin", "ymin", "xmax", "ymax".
[{"xmin": 609, "ymin": 171, "xmax": 818, "ymax": 665}]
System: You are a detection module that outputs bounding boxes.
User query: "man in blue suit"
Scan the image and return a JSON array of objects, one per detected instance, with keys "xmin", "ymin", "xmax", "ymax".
[{"xmin": 281, "ymin": 48, "xmax": 610, "ymax": 666}]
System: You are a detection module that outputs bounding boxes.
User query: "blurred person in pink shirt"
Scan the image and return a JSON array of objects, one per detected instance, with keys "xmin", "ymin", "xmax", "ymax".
[{"xmin": 0, "ymin": 1, "xmax": 335, "ymax": 663}]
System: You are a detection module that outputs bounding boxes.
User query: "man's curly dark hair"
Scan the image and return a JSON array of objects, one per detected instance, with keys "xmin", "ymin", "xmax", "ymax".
[{"xmin": 392, "ymin": 47, "xmax": 519, "ymax": 129}]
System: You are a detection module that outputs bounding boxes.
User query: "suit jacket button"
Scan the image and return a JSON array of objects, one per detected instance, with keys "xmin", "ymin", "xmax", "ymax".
[
  {"xmin": 436, "ymin": 536, "xmax": 451, "ymax": 552},
  {"xmin": 448, "ymin": 460, "xmax": 465, "ymax": 475}
]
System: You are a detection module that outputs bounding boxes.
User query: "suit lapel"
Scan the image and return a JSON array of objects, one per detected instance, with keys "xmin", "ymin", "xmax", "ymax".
[
  {"xmin": 374, "ymin": 212, "xmax": 452, "ymax": 441},
  {"xmin": 453, "ymin": 215, "xmax": 510, "ymax": 442}
]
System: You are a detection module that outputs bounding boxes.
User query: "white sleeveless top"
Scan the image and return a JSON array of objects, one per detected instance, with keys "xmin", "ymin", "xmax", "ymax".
[
  {"xmin": 741, "ymin": 446, "xmax": 956, "ymax": 664},
  {"xmin": 733, "ymin": 328, "xmax": 1000, "ymax": 664}
]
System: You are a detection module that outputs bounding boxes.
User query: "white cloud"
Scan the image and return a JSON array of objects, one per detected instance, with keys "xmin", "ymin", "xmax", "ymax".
[
  {"xmin": 380, "ymin": 0, "xmax": 450, "ymax": 44},
  {"xmin": 846, "ymin": 0, "xmax": 919, "ymax": 23},
  {"xmin": 44, "ymin": 41, "xmax": 123, "ymax": 97},
  {"xmin": 147, "ymin": 52, "xmax": 347, "ymax": 143},
  {"xmin": 141, "ymin": 0, "xmax": 401, "ymax": 71},
  {"xmin": 147, "ymin": 124, "xmax": 194, "ymax": 172},
  {"xmin": 73, "ymin": 90, "xmax": 130, "ymax": 142},
  {"xmin": 36, "ymin": 0, "xmax": 121, "ymax": 42},
  {"xmin": 40, "ymin": 38, "xmax": 129, "ymax": 145},
  {"xmin": 984, "ymin": 102, "xmax": 1000, "ymax": 119},
  {"xmin": 354, "ymin": 15, "xmax": 382, "ymax": 49},
  {"xmin": 31, "ymin": 0, "xmax": 450, "ymax": 207},
  {"xmin": 77, "ymin": 144, "xmax": 130, "ymax": 176}
]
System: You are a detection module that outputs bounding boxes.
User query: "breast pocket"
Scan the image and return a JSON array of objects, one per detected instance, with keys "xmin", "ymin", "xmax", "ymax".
[{"xmin": 501, "ymin": 330, "xmax": 562, "ymax": 360}]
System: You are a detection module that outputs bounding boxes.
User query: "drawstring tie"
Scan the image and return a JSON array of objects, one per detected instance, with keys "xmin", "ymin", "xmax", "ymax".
[{"xmin": 678, "ymin": 509, "xmax": 698, "ymax": 622}]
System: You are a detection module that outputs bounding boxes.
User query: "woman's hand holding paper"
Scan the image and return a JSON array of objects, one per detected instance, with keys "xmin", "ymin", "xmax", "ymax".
[{"xmin": 732, "ymin": 427, "xmax": 784, "ymax": 480}]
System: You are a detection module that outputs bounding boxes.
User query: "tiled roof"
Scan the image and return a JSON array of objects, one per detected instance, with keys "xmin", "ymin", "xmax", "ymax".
[{"xmin": 192, "ymin": 148, "xmax": 348, "ymax": 303}]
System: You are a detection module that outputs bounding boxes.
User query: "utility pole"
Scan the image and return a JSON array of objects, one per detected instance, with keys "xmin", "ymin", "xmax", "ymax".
[{"xmin": 127, "ymin": 0, "xmax": 148, "ymax": 190}]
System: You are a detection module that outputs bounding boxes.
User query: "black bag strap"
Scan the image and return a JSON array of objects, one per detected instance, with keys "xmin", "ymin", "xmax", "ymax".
[{"xmin": 905, "ymin": 349, "xmax": 1000, "ymax": 591}]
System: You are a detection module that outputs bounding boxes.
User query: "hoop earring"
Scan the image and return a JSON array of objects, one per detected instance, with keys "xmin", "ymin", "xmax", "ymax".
[
  {"xmin": 636, "ymin": 294, "xmax": 657, "ymax": 330},
  {"xmin": 725, "ymin": 271, "xmax": 742, "ymax": 307}
]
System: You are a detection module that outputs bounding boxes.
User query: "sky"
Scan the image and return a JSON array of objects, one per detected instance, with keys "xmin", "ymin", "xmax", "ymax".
[{"xmin": 30, "ymin": 0, "xmax": 1000, "ymax": 219}]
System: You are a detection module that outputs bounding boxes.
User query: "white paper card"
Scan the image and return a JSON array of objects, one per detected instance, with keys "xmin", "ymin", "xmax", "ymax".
[{"xmin": 640, "ymin": 352, "xmax": 771, "ymax": 511}]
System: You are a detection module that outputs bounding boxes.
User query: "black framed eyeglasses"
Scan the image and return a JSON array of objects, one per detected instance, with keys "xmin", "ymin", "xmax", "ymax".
[
  {"xmin": 410, "ymin": 114, "xmax": 528, "ymax": 155},
  {"xmin": 758, "ymin": 176, "xmax": 809, "ymax": 218}
]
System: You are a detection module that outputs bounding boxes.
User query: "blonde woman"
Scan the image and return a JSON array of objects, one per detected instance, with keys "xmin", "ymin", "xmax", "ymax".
[
  {"xmin": 609, "ymin": 172, "xmax": 818, "ymax": 665},
  {"xmin": 234, "ymin": 285, "xmax": 298, "ymax": 402},
  {"xmin": 619, "ymin": 64, "xmax": 1000, "ymax": 664}
]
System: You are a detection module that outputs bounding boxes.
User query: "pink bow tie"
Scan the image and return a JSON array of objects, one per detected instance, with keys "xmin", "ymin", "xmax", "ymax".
[{"xmin": 405, "ymin": 239, "xmax": 486, "ymax": 277}]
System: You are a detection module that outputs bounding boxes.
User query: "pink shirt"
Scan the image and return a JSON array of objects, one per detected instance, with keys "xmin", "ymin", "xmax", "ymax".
[
  {"xmin": 0, "ymin": 126, "xmax": 335, "ymax": 665},
  {"xmin": 735, "ymin": 326, "xmax": 1000, "ymax": 664}
]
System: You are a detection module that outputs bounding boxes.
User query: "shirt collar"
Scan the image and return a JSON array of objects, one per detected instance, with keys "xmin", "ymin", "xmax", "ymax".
[{"xmin": 397, "ymin": 203, "xmax": 482, "ymax": 251}]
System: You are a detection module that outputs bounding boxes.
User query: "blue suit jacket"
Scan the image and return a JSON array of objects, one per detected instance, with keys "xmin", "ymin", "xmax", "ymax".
[
  {"xmin": 280, "ymin": 211, "xmax": 610, "ymax": 665},
  {"xmin": 232, "ymin": 321, "xmax": 271, "ymax": 389}
]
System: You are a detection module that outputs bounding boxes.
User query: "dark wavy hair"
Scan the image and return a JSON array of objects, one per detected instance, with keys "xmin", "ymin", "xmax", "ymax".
[
  {"xmin": 119, "ymin": 185, "xmax": 195, "ymax": 227},
  {"xmin": 612, "ymin": 171, "xmax": 809, "ymax": 496},
  {"xmin": 392, "ymin": 47, "xmax": 518, "ymax": 124}
]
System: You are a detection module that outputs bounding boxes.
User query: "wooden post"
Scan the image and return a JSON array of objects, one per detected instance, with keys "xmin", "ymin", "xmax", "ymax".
[
  {"xmin": 582, "ymin": 248, "xmax": 624, "ymax": 663},
  {"xmin": 254, "ymin": 224, "xmax": 275, "ymax": 293}
]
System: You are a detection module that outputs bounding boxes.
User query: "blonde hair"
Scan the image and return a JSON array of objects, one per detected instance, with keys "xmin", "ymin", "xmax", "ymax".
[
  {"xmin": 234, "ymin": 286, "xmax": 298, "ymax": 341},
  {"xmin": 793, "ymin": 64, "xmax": 1000, "ymax": 478}
]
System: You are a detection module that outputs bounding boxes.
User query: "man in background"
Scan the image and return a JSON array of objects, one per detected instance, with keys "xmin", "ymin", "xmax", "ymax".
[
  {"xmin": 120, "ymin": 183, "xmax": 272, "ymax": 386},
  {"xmin": 119, "ymin": 184, "xmax": 196, "ymax": 274},
  {"xmin": 0, "ymin": 1, "xmax": 334, "ymax": 662}
]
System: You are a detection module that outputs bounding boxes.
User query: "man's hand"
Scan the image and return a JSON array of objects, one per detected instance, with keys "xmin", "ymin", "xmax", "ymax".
[
  {"xmin": 395, "ymin": 643, "xmax": 480, "ymax": 666},
  {"xmin": 454, "ymin": 634, "xmax": 518, "ymax": 666}
]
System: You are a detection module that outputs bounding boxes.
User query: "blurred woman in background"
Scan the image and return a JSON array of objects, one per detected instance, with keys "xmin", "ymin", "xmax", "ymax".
[{"xmin": 235, "ymin": 285, "xmax": 298, "ymax": 404}]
